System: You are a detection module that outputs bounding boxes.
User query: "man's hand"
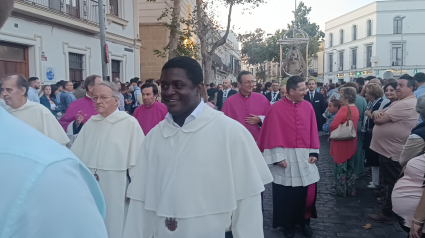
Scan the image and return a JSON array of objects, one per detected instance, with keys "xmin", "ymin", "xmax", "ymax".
[
  {"xmin": 245, "ymin": 114, "xmax": 261, "ymax": 125},
  {"xmin": 75, "ymin": 111, "xmax": 87, "ymax": 126},
  {"xmin": 309, "ymin": 156, "xmax": 318, "ymax": 164},
  {"xmin": 277, "ymin": 160, "xmax": 287, "ymax": 168},
  {"xmin": 410, "ymin": 223, "xmax": 423, "ymax": 238}
]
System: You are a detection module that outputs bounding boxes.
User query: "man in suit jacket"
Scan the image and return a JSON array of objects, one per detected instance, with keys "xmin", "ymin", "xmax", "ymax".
[
  {"xmin": 262, "ymin": 82, "xmax": 272, "ymax": 95},
  {"xmin": 304, "ymin": 79, "xmax": 327, "ymax": 131},
  {"xmin": 265, "ymin": 81, "xmax": 281, "ymax": 104},
  {"xmin": 216, "ymin": 79, "xmax": 237, "ymax": 111}
]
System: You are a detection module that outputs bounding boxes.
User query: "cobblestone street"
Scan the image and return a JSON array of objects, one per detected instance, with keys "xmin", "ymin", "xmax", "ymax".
[{"xmin": 263, "ymin": 135, "xmax": 407, "ymax": 238}]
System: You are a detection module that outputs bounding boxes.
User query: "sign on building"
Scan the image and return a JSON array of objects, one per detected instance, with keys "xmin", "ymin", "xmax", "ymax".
[{"xmin": 43, "ymin": 66, "xmax": 56, "ymax": 83}]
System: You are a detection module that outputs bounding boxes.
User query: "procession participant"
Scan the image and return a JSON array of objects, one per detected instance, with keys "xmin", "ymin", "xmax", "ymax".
[
  {"xmin": 123, "ymin": 56, "xmax": 272, "ymax": 238},
  {"xmin": 222, "ymin": 71, "xmax": 270, "ymax": 141},
  {"xmin": 280, "ymin": 86, "xmax": 287, "ymax": 99},
  {"xmin": 71, "ymin": 82, "xmax": 144, "ymax": 238},
  {"xmin": 27, "ymin": 77, "xmax": 40, "ymax": 103},
  {"xmin": 304, "ymin": 79, "xmax": 327, "ymax": 131},
  {"xmin": 265, "ymin": 81, "xmax": 281, "ymax": 104},
  {"xmin": 132, "ymin": 82, "xmax": 167, "ymax": 136},
  {"xmin": 2, "ymin": 74, "xmax": 69, "ymax": 146},
  {"xmin": 215, "ymin": 78, "xmax": 237, "ymax": 111},
  {"xmin": 257, "ymin": 76, "xmax": 320, "ymax": 238},
  {"xmin": 59, "ymin": 75, "xmax": 102, "ymax": 147}
]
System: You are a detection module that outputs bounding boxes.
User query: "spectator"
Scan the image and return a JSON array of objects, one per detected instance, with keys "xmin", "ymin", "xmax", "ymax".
[
  {"xmin": 254, "ymin": 83, "xmax": 263, "ymax": 93},
  {"xmin": 27, "ymin": 77, "xmax": 40, "ymax": 103},
  {"xmin": 322, "ymin": 99, "xmax": 341, "ymax": 133},
  {"xmin": 232, "ymin": 82, "xmax": 239, "ymax": 92},
  {"xmin": 368, "ymin": 75, "xmax": 419, "ymax": 223},
  {"xmin": 379, "ymin": 79, "xmax": 398, "ymax": 110},
  {"xmin": 362, "ymin": 83, "xmax": 384, "ymax": 189},
  {"xmin": 207, "ymin": 83, "xmax": 218, "ymax": 98},
  {"xmin": 60, "ymin": 81, "xmax": 76, "ymax": 113},
  {"xmin": 329, "ymin": 87, "xmax": 360, "ymax": 197},
  {"xmin": 73, "ymin": 81, "xmax": 86, "ymax": 99},
  {"xmin": 133, "ymin": 81, "xmax": 142, "ymax": 110},
  {"xmin": 116, "ymin": 82, "xmax": 124, "ymax": 111},
  {"xmin": 218, "ymin": 84, "xmax": 223, "ymax": 91},
  {"xmin": 121, "ymin": 85, "xmax": 132, "ymax": 113},
  {"xmin": 40, "ymin": 85, "xmax": 58, "ymax": 116},
  {"xmin": 327, "ymin": 83, "xmax": 337, "ymax": 100},
  {"xmin": 319, "ymin": 86, "xmax": 328, "ymax": 100},
  {"xmin": 414, "ymin": 72, "xmax": 425, "ymax": 123},
  {"xmin": 263, "ymin": 82, "xmax": 272, "ymax": 95}
]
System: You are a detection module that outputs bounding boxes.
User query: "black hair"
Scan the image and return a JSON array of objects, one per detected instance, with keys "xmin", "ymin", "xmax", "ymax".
[
  {"xmin": 237, "ymin": 71, "xmax": 252, "ymax": 83},
  {"xmin": 286, "ymin": 76, "xmax": 305, "ymax": 93},
  {"xmin": 264, "ymin": 82, "xmax": 272, "ymax": 90},
  {"xmin": 141, "ymin": 82, "xmax": 159, "ymax": 95},
  {"xmin": 137, "ymin": 81, "xmax": 143, "ymax": 87},
  {"xmin": 329, "ymin": 83, "xmax": 336, "ymax": 89},
  {"xmin": 355, "ymin": 77, "xmax": 365, "ymax": 86},
  {"xmin": 210, "ymin": 83, "xmax": 215, "ymax": 88},
  {"xmin": 146, "ymin": 78, "xmax": 155, "ymax": 84},
  {"xmin": 208, "ymin": 96, "xmax": 215, "ymax": 102},
  {"xmin": 162, "ymin": 56, "xmax": 203, "ymax": 86},
  {"xmin": 414, "ymin": 72, "xmax": 425, "ymax": 83},
  {"xmin": 50, "ymin": 84, "xmax": 59, "ymax": 98},
  {"xmin": 400, "ymin": 74, "xmax": 416, "ymax": 89},
  {"xmin": 384, "ymin": 81, "xmax": 398, "ymax": 93},
  {"xmin": 73, "ymin": 81, "xmax": 82, "ymax": 90},
  {"xmin": 232, "ymin": 82, "xmax": 238, "ymax": 88},
  {"xmin": 28, "ymin": 77, "xmax": 39, "ymax": 83},
  {"xmin": 365, "ymin": 76, "xmax": 376, "ymax": 81}
]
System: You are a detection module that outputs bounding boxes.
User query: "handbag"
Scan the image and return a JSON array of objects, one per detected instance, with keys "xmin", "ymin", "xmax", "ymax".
[{"xmin": 330, "ymin": 106, "xmax": 357, "ymax": 141}]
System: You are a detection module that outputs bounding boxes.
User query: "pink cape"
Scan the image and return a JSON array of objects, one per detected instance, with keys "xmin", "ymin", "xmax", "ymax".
[
  {"xmin": 59, "ymin": 96, "xmax": 97, "ymax": 131},
  {"xmin": 132, "ymin": 101, "xmax": 168, "ymax": 136},
  {"xmin": 222, "ymin": 92, "xmax": 270, "ymax": 141},
  {"xmin": 257, "ymin": 97, "xmax": 320, "ymax": 151}
]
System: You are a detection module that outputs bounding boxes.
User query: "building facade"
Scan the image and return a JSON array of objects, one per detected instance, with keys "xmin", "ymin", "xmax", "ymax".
[
  {"xmin": 211, "ymin": 31, "xmax": 241, "ymax": 84},
  {"xmin": 324, "ymin": 0, "xmax": 425, "ymax": 84},
  {"xmin": 0, "ymin": 0, "xmax": 141, "ymax": 84}
]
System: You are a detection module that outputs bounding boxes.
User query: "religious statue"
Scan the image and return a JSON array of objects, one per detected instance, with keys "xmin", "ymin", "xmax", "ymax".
[{"xmin": 281, "ymin": 45, "xmax": 307, "ymax": 77}]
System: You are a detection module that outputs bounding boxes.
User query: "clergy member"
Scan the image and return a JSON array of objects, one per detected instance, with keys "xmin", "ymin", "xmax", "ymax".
[
  {"xmin": 257, "ymin": 76, "xmax": 320, "ymax": 238},
  {"xmin": 59, "ymin": 75, "xmax": 103, "ymax": 147},
  {"xmin": 222, "ymin": 71, "xmax": 270, "ymax": 141},
  {"xmin": 215, "ymin": 78, "xmax": 237, "ymax": 111},
  {"xmin": 132, "ymin": 82, "xmax": 167, "ymax": 136},
  {"xmin": 2, "ymin": 74, "xmax": 69, "ymax": 146},
  {"xmin": 71, "ymin": 82, "xmax": 144, "ymax": 238},
  {"xmin": 123, "ymin": 56, "xmax": 272, "ymax": 238},
  {"xmin": 304, "ymin": 79, "xmax": 327, "ymax": 131}
]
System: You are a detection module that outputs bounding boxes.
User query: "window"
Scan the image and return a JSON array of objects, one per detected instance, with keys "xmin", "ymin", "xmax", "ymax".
[
  {"xmin": 352, "ymin": 25, "xmax": 357, "ymax": 41},
  {"xmin": 69, "ymin": 52, "xmax": 84, "ymax": 82},
  {"xmin": 329, "ymin": 54, "xmax": 333, "ymax": 72},
  {"xmin": 394, "ymin": 17, "xmax": 403, "ymax": 34},
  {"xmin": 340, "ymin": 30, "xmax": 344, "ymax": 44},
  {"xmin": 112, "ymin": 60, "xmax": 121, "ymax": 79},
  {"xmin": 351, "ymin": 49, "xmax": 357, "ymax": 69},
  {"xmin": 66, "ymin": 0, "xmax": 80, "ymax": 18},
  {"xmin": 392, "ymin": 44, "xmax": 403, "ymax": 66},
  {"xmin": 339, "ymin": 51, "xmax": 344, "ymax": 71},
  {"xmin": 366, "ymin": 46, "xmax": 372, "ymax": 67},
  {"xmin": 367, "ymin": 20, "xmax": 372, "ymax": 37},
  {"xmin": 109, "ymin": 0, "xmax": 119, "ymax": 17},
  {"xmin": 329, "ymin": 33, "xmax": 333, "ymax": 47}
]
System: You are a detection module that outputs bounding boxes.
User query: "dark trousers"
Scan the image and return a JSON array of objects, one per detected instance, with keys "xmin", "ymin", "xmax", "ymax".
[
  {"xmin": 225, "ymin": 232, "xmax": 233, "ymax": 238},
  {"xmin": 379, "ymin": 155, "xmax": 402, "ymax": 217}
]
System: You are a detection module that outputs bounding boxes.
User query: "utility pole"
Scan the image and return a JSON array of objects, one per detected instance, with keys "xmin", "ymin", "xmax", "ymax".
[{"xmin": 98, "ymin": 0, "xmax": 109, "ymax": 81}]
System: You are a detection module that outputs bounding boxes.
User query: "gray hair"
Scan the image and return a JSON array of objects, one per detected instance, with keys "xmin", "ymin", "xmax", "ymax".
[
  {"xmin": 416, "ymin": 94, "xmax": 425, "ymax": 121},
  {"xmin": 99, "ymin": 82, "xmax": 119, "ymax": 98},
  {"xmin": 340, "ymin": 87, "xmax": 357, "ymax": 104}
]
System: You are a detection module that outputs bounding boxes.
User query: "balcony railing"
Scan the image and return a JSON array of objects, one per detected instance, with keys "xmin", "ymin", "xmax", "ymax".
[{"xmin": 21, "ymin": 0, "xmax": 103, "ymax": 24}]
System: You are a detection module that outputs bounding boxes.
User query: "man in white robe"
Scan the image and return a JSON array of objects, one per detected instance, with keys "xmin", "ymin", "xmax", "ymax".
[
  {"xmin": 1, "ymin": 74, "xmax": 69, "ymax": 146},
  {"xmin": 123, "ymin": 56, "xmax": 273, "ymax": 238},
  {"xmin": 71, "ymin": 82, "xmax": 144, "ymax": 238}
]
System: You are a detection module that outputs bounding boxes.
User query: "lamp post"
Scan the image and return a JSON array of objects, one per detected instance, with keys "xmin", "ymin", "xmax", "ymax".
[
  {"xmin": 98, "ymin": 0, "xmax": 109, "ymax": 81},
  {"xmin": 400, "ymin": 16, "xmax": 406, "ymax": 76}
]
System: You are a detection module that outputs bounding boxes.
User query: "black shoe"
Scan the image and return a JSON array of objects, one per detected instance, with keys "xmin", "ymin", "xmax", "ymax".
[
  {"xmin": 283, "ymin": 227, "xmax": 295, "ymax": 238},
  {"xmin": 302, "ymin": 225, "xmax": 313, "ymax": 237}
]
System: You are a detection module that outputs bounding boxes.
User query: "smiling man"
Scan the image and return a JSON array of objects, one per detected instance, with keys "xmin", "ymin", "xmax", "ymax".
[
  {"xmin": 222, "ymin": 71, "xmax": 270, "ymax": 141},
  {"xmin": 71, "ymin": 82, "xmax": 144, "ymax": 238},
  {"xmin": 257, "ymin": 76, "xmax": 320, "ymax": 238},
  {"xmin": 124, "ymin": 56, "xmax": 272, "ymax": 238},
  {"xmin": 132, "ymin": 82, "xmax": 167, "ymax": 135}
]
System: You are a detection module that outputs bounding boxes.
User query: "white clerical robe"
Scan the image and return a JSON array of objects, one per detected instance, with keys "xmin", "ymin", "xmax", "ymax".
[
  {"xmin": 8, "ymin": 100, "xmax": 69, "ymax": 146},
  {"xmin": 124, "ymin": 106, "xmax": 273, "ymax": 238},
  {"xmin": 71, "ymin": 111, "xmax": 145, "ymax": 238}
]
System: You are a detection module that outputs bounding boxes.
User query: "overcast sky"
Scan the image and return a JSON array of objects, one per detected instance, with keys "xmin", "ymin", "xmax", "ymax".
[{"xmin": 217, "ymin": 0, "xmax": 378, "ymax": 35}]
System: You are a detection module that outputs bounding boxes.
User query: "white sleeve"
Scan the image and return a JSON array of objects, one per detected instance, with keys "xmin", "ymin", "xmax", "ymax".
[
  {"xmin": 258, "ymin": 115, "xmax": 265, "ymax": 123},
  {"xmin": 123, "ymin": 200, "xmax": 154, "ymax": 238},
  {"xmin": 12, "ymin": 160, "xmax": 108, "ymax": 238},
  {"xmin": 231, "ymin": 193, "xmax": 264, "ymax": 238},
  {"xmin": 66, "ymin": 121, "xmax": 79, "ymax": 148}
]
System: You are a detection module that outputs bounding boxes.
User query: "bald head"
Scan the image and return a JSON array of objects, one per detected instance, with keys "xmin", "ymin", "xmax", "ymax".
[
  {"xmin": 369, "ymin": 78, "xmax": 382, "ymax": 86},
  {"xmin": 223, "ymin": 79, "xmax": 231, "ymax": 90},
  {"xmin": 0, "ymin": 0, "xmax": 14, "ymax": 29}
]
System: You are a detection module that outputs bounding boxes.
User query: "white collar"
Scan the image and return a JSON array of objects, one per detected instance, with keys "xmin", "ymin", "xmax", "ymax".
[
  {"xmin": 223, "ymin": 88, "xmax": 231, "ymax": 93},
  {"xmin": 85, "ymin": 93, "xmax": 92, "ymax": 98},
  {"xmin": 165, "ymin": 99, "xmax": 204, "ymax": 128}
]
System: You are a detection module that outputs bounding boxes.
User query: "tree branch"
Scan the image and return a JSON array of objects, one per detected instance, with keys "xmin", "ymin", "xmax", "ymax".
[{"xmin": 209, "ymin": 0, "xmax": 234, "ymax": 54}]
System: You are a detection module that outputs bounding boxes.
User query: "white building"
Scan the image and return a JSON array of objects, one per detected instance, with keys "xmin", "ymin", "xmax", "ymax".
[
  {"xmin": 0, "ymin": 0, "xmax": 141, "ymax": 84},
  {"xmin": 324, "ymin": 0, "xmax": 425, "ymax": 84},
  {"xmin": 212, "ymin": 31, "xmax": 241, "ymax": 84}
]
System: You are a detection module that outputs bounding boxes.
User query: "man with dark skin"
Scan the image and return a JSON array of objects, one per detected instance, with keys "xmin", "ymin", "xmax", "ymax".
[{"xmin": 124, "ymin": 56, "xmax": 272, "ymax": 238}]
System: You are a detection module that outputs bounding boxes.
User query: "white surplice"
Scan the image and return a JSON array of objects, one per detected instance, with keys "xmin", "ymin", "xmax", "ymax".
[
  {"xmin": 124, "ymin": 106, "xmax": 273, "ymax": 238},
  {"xmin": 71, "ymin": 111, "xmax": 145, "ymax": 238},
  {"xmin": 8, "ymin": 100, "xmax": 69, "ymax": 146}
]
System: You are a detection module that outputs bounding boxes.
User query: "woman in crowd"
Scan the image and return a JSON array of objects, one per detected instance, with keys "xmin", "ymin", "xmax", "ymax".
[
  {"xmin": 320, "ymin": 86, "xmax": 328, "ymax": 100},
  {"xmin": 380, "ymin": 80, "xmax": 398, "ymax": 110},
  {"xmin": 40, "ymin": 85, "xmax": 57, "ymax": 116},
  {"xmin": 322, "ymin": 99, "xmax": 341, "ymax": 133},
  {"xmin": 329, "ymin": 87, "xmax": 360, "ymax": 197},
  {"xmin": 254, "ymin": 83, "xmax": 263, "ymax": 93},
  {"xmin": 362, "ymin": 83, "xmax": 384, "ymax": 189},
  {"xmin": 393, "ymin": 95, "xmax": 425, "ymax": 238}
]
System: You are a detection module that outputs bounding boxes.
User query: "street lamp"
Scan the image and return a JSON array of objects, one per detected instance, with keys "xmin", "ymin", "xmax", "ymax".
[{"xmin": 400, "ymin": 16, "xmax": 406, "ymax": 75}]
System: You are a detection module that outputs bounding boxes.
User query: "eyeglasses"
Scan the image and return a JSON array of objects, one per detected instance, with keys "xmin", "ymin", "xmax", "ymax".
[
  {"xmin": 243, "ymin": 80, "xmax": 256, "ymax": 85},
  {"xmin": 92, "ymin": 96, "xmax": 115, "ymax": 102}
]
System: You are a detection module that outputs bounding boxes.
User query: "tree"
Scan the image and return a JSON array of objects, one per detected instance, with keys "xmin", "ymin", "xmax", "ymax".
[
  {"xmin": 239, "ymin": 29, "xmax": 269, "ymax": 84},
  {"xmin": 168, "ymin": 0, "xmax": 181, "ymax": 60}
]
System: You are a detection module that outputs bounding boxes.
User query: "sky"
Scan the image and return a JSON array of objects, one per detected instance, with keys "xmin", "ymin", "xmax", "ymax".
[{"xmin": 217, "ymin": 0, "xmax": 378, "ymax": 35}]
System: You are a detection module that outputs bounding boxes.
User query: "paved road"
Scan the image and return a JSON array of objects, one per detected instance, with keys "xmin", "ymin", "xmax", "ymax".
[{"xmin": 263, "ymin": 135, "xmax": 407, "ymax": 238}]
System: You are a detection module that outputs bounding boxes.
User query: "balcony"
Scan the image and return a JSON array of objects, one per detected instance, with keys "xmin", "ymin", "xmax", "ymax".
[
  {"xmin": 309, "ymin": 68, "xmax": 318, "ymax": 77},
  {"xmin": 14, "ymin": 0, "xmax": 104, "ymax": 33}
]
